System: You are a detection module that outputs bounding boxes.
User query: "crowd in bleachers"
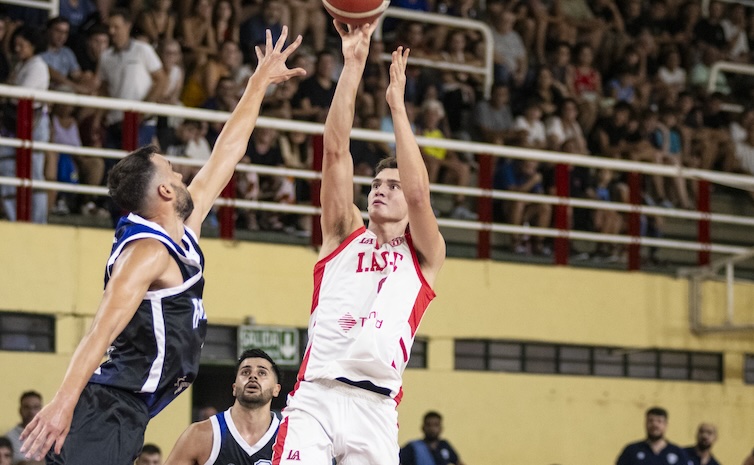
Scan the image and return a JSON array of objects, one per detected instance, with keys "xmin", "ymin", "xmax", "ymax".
[{"xmin": 1, "ymin": 0, "xmax": 754, "ymax": 257}]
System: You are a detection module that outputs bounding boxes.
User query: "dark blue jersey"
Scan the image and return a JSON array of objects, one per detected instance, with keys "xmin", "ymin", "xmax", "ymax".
[
  {"xmin": 617, "ymin": 440, "xmax": 693, "ymax": 465},
  {"xmin": 684, "ymin": 447, "xmax": 721, "ymax": 465},
  {"xmin": 207, "ymin": 409, "xmax": 280, "ymax": 465},
  {"xmin": 89, "ymin": 213, "xmax": 207, "ymax": 417}
]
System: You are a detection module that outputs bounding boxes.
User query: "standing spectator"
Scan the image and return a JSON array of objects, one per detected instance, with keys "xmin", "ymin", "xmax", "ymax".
[
  {"xmin": 616, "ymin": 407, "xmax": 691, "ymax": 465},
  {"xmin": 684, "ymin": 423, "xmax": 721, "ymax": 465},
  {"xmin": 3, "ymin": 391, "xmax": 42, "ymax": 464},
  {"xmin": 490, "ymin": 8, "xmax": 528, "ymax": 88},
  {"xmin": 40, "ymin": 17, "xmax": 86, "ymax": 92},
  {"xmin": 400, "ymin": 411, "xmax": 465, "ymax": 465},
  {"xmin": 136, "ymin": 0, "xmax": 176, "ymax": 47},
  {"xmin": 0, "ymin": 437, "xmax": 11, "ymax": 465},
  {"xmin": 97, "ymin": 8, "xmax": 166, "ymax": 149},
  {"xmin": 291, "ymin": 50, "xmax": 336, "ymax": 122},
  {"xmin": 135, "ymin": 444, "xmax": 162, "ymax": 465},
  {"xmin": 1, "ymin": 26, "xmax": 50, "ymax": 224}
]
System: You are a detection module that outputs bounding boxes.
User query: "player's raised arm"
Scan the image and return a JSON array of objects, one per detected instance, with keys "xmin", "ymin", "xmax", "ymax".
[
  {"xmin": 184, "ymin": 26, "xmax": 305, "ymax": 234},
  {"xmin": 163, "ymin": 421, "xmax": 213, "ymax": 465},
  {"xmin": 19, "ymin": 240, "xmax": 171, "ymax": 461},
  {"xmin": 386, "ymin": 47, "xmax": 445, "ymax": 283},
  {"xmin": 320, "ymin": 21, "xmax": 378, "ymax": 254}
]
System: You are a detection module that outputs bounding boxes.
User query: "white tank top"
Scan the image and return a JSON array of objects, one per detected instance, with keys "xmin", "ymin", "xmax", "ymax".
[{"xmin": 297, "ymin": 226, "xmax": 435, "ymax": 402}]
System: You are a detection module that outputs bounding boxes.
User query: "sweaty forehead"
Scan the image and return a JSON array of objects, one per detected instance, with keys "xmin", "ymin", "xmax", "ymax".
[
  {"xmin": 374, "ymin": 168, "xmax": 400, "ymax": 181},
  {"xmin": 240, "ymin": 357, "xmax": 272, "ymax": 370}
]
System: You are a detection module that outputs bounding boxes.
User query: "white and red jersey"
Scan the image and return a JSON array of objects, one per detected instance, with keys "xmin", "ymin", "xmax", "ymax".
[{"xmin": 297, "ymin": 226, "xmax": 435, "ymax": 401}]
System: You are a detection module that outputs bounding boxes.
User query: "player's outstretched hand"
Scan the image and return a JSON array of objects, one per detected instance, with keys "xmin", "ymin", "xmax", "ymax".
[
  {"xmin": 334, "ymin": 20, "xmax": 378, "ymax": 63},
  {"xmin": 252, "ymin": 26, "xmax": 307, "ymax": 85},
  {"xmin": 19, "ymin": 399, "xmax": 74, "ymax": 461},
  {"xmin": 386, "ymin": 46, "xmax": 410, "ymax": 110}
]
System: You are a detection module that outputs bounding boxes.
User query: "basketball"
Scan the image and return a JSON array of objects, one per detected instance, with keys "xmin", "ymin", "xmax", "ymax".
[{"xmin": 322, "ymin": 0, "xmax": 390, "ymax": 26}]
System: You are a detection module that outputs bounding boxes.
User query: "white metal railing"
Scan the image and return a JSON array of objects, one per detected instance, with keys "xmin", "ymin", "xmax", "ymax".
[
  {"xmin": 374, "ymin": 7, "xmax": 494, "ymax": 99},
  {"xmin": 707, "ymin": 61, "xmax": 754, "ymax": 113},
  {"xmin": 2, "ymin": 0, "xmax": 59, "ymax": 16},
  {"xmin": 2, "ymin": 85, "xmax": 754, "ymax": 260}
]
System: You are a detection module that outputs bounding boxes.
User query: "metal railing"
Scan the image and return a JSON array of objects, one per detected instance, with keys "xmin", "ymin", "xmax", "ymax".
[
  {"xmin": 707, "ymin": 61, "xmax": 754, "ymax": 113},
  {"xmin": 2, "ymin": 85, "xmax": 754, "ymax": 271},
  {"xmin": 2, "ymin": 0, "xmax": 59, "ymax": 18}
]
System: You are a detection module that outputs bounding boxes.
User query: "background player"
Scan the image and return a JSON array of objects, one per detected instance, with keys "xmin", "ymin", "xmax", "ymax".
[
  {"xmin": 19, "ymin": 28, "xmax": 305, "ymax": 464},
  {"xmin": 164, "ymin": 349, "xmax": 282, "ymax": 465},
  {"xmin": 272, "ymin": 22, "xmax": 446, "ymax": 465}
]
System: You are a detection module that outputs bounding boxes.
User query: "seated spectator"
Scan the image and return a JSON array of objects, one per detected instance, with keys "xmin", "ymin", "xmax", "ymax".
[
  {"xmin": 473, "ymin": 83, "xmax": 521, "ymax": 144},
  {"xmin": 651, "ymin": 107, "xmax": 692, "ymax": 208},
  {"xmin": 644, "ymin": 0, "xmax": 674, "ymax": 47},
  {"xmin": 182, "ymin": 40, "xmax": 249, "ymax": 108},
  {"xmin": 655, "ymin": 48, "xmax": 686, "ymax": 103},
  {"xmin": 179, "ymin": 0, "xmax": 217, "ymax": 70},
  {"xmin": 156, "ymin": 39, "xmax": 185, "ymax": 141},
  {"xmin": 513, "ymin": 101, "xmax": 547, "ymax": 150},
  {"xmin": 548, "ymin": 42, "xmax": 575, "ymax": 92},
  {"xmin": 721, "ymin": 3, "xmax": 749, "ymax": 62},
  {"xmin": 291, "ymin": 50, "xmax": 336, "ymax": 122},
  {"xmin": 546, "ymin": 98, "xmax": 588, "ymax": 153},
  {"xmin": 163, "ymin": 119, "xmax": 210, "ymax": 184},
  {"xmin": 569, "ymin": 43, "xmax": 602, "ymax": 132},
  {"xmin": 50, "ymin": 101, "xmax": 83, "ymax": 215},
  {"xmin": 607, "ymin": 66, "xmax": 638, "ymax": 106},
  {"xmin": 559, "ymin": 0, "xmax": 605, "ymax": 52},
  {"xmin": 731, "ymin": 107, "xmax": 754, "ymax": 144},
  {"xmin": 393, "ymin": 21, "xmax": 437, "ymax": 60},
  {"xmin": 72, "ymin": 22, "xmax": 109, "ymax": 93},
  {"xmin": 239, "ymin": 0, "xmax": 284, "ymax": 63},
  {"xmin": 202, "ymin": 77, "xmax": 240, "ymax": 145},
  {"xmin": 587, "ymin": 168, "xmax": 625, "ymax": 259},
  {"xmin": 58, "ymin": 0, "xmax": 97, "ymax": 36},
  {"xmin": 399, "ymin": 412, "xmax": 465, "ymax": 465},
  {"xmin": 137, "ymin": 0, "xmax": 176, "ymax": 47},
  {"xmin": 135, "ymin": 443, "xmax": 162, "ymax": 465},
  {"xmin": 529, "ymin": 66, "xmax": 568, "ymax": 118},
  {"xmin": 590, "ymin": 0, "xmax": 629, "ymax": 70},
  {"xmin": 212, "ymin": 0, "xmax": 240, "ymax": 45},
  {"xmin": 490, "ymin": 8, "xmax": 527, "ymax": 88},
  {"xmin": 419, "ymin": 99, "xmax": 475, "ymax": 220},
  {"xmin": 3, "ymin": 391, "xmax": 42, "ymax": 464},
  {"xmin": 0, "ymin": 437, "xmax": 11, "ymax": 465},
  {"xmin": 40, "ymin": 17, "xmax": 88, "ymax": 93},
  {"xmin": 734, "ymin": 116, "xmax": 754, "ymax": 176},
  {"xmin": 697, "ymin": 93, "xmax": 735, "ymax": 171},
  {"xmin": 495, "ymin": 159, "xmax": 552, "ymax": 255},
  {"xmin": 694, "ymin": 0, "xmax": 727, "ymax": 53}
]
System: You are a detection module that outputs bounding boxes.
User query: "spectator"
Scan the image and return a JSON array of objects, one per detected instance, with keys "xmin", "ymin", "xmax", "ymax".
[
  {"xmin": 73, "ymin": 22, "xmax": 109, "ymax": 81},
  {"xmin": 473, "ymin": 83, "xmax": 521, "ymax": 144},
  {"xmin": 182, "ymin": 40, "xmax": 249, "ymax": 108},
  {"xmin": 196, "ymin": 405, "xmax": 218, "ymax": 422},
  {"xmin": 50, "ymin": 101, "xmax": 83, "ymax": 215},
  {"xmin": 655, "ymin": 48, "xmax": 687, "ymax": 103},
  {"xmin": 3, "ymin": 391, "xmax": 42, "ymax": 464},
  {"xmin": 652, "ymin": 107, "xmax": 692, "ymax": 208},
  {"xmin": 490, "ymin": 8, "xmax": 527, "ymax": 88},
  {"xmin": 40, "ymin": 17, "xmax": 86, "ymax": 93},
  {"xmin": 734, "ymin": 116, "xmax": 754, "ymax": 176},
  {"xmin": 548, "ymin": 42, "xmax": 575, "ymax": 92},
  {"xmin": 530, "ymin": 66, "xmax": 568, "ymax": 118},
  {"xmin": 496, "ymin": 159, "xmax": 552, "ymax": 255},
  {"xmin": 684, "ymin": 423, "xmax": 721, "ymax": 465},
  {"xmin": 689, "ymin": 47, "xmax": 731, "ymax": 95},
  {"xmin": 0, "ymin": 17, "xmax": 11, "ymax": 83},
  {"xmin": 136, "ymin": 0, "xmax": 176, "ymax": 47},
  {"xmin": 616, "ymin": 407, "xmax": 691, "ymax": 465},
  {"xmin": 179, "ymin": 0, "xmax": 216, "ymax": 70},
  {"xmin": 97, "ymin": 8, "xmax": 166, "ymax": 149},
  {"xmin": 399, "ymin": 411, "xmax": 465, "ymax": 465},
  {"xmin": 418, "ymin": 99, "xmax": 475, "ymax": 220},
  {"xmin": 135, "ymin": 443, "xmax": 162, "ymax": 465},
  {"xmin": 288, "ymin": 0, "xmax": 326, "ymax": 53},
  {"xmin": 239, "ymin": 0, "xmax": 284, "ymax": 62},
  {"xmin": 645, "ymin": 0, "xmax": 674, "ymax": 47},
  {"xmin": 157, "ymin": 39, "xmax": 185, "ymax": 107},
  {"xmin": 697, "ymin": 93, "xmax": 735, "ymax": 171},
  {"xmin": 720, "ymin": 3, "xmax": 749, "ymax": 62},
  {"xmin": 58, "ymin": 0, "xmax": 97, "ymax": 36},
  {"xmin": 694, "ymin": 0, "xmax": 727, "ymax": 53},
  {"xmin": 291, "ymin": 50, "xmax": 336, "ymax": 122},
  {"xmin": 559, "ymin": 0, "xmax": 605, "ymax": 52},
  {"xmin": 546, "ymin": 98, "xmax": 588, "ymax": 153},
  {"xmin": 569, "ymin": 43, "xmax": 602, "ymax": 132},
  {"xmin": 513, "ymin": 100, "xmax": 547, "ymax": 150},
  {"xmin": 731, "ymin": 107, "xmax": 754, "ymax": 144},
  {"xmin": 202, "ymin": 77, "xmax": 240, "ymax": 145},
  {"xmin": 0, "ymin": 437, "xmax": 11, "ymax": 465},
  {"xmin": 212, "ymin": 0, "xmax": 240, "ymax": 45},
  {"xmin": 588, "ymin": 167, "xmax": 625, "ymax": 260},
  {"xmin": 1, "ymin": 25, "xmax": 50, "ymax": 224}
]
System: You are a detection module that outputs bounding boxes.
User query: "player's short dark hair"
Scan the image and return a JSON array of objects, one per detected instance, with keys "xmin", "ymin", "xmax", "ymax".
[
  {"xmin": 423, "ymin": 411, "xmax": 442, "ymax": 423},
  {"xmin": 20, "ymin": 390, "xmax": 42, "ymax": 403},
  {"xmin": 140, "ymin": 444, "xmax": 161, "ymax": 456},
  {"xmin": 375, "ymin": 156, "xmax": 397, "ymax": 175},
  {"xmin": 108, "ymin": 145, "xmax": 159, "ymax": 214},
  {"xmin": 646, "ymin": 406, "xmax": 668, "ymax": 419},
  {"xmin": 238, "ymin": 348, "xmax": 282, "ymax": 383},
  {"xmin": 0, "ymin": 436, "xmax": 13, "ymax": 454}
]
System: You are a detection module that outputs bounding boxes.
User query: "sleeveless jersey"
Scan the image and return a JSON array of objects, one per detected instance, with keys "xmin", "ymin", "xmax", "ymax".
[
  {"xmin": 297, "ymin": 227, "xmax": 435, "ymax": 401},
  {"xmin": 206, "ymin": 409, "xmax": 280, "ymax": 465},
  {"xmin": 89, "ymin": 213, "xmax": 207, "ymax": 417}
]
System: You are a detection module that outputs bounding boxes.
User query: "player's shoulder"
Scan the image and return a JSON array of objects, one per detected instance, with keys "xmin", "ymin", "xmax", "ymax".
[{"xmin": 184, "ymin": 417, "xmax": 215, "ymax": 442}]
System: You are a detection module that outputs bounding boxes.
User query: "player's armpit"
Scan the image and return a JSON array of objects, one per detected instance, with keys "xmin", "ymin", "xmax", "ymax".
[{"xmin": 164, "ymin": 420, "xmax": 214, "ymax": 465}]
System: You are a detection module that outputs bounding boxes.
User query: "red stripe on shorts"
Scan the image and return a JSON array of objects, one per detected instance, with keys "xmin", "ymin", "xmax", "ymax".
[{"xmin": 272, "ymin": 416, "xmax": 290, "ymax": 465}]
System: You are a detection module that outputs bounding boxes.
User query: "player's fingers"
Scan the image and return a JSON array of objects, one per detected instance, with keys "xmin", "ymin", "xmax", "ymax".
[
  {"xmin": 255, "ymin": 45, "xmax": 263, "ymax": 62},
  {"xmin": 22, "ymin": 427, "xmax": 47, "ymax": 459},
  {"xmin": 35, "ymin": 432, "xmax": 58, "ymax": 461},
  {"xmin": 19, "ymin": 418, "xmax": 37, "ymax": 443},
  {"xmin": 402, "ymin": 48, "xmax": 410, "ymax": 71},
  {"xmin": 53, "ymin": 430, "xmax": 69, "ymax": 455},
  {"xmin": 333, "ymin": 19, "xmax": 346, "ymax": 37},
  {"xmin": 283, "ymin": 34, "xmax": 303, "ymax": 57},
  {"xmin": 275, "ymin": 25, "xmax": 288, "ymax": 52},
  {"xmin": 265, "ymin": 29, "xmax": 273, "ymax": 55}
]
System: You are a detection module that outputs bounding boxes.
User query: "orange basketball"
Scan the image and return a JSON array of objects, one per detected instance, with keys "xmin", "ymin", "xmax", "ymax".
[{"xmin": 322, "ymin": 0, "xmax": 390, "ymax": 26}]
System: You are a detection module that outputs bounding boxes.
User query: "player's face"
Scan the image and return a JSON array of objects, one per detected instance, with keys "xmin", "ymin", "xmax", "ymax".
[
  {"xmin": 233, "ymin": 357, "xmax": 281, "ymax": 408},
  {"xmin": 153, "ymin": 154, "xmax": 194, "ymax": 220},
  {"xmin": 645, "ymin": 414, "xmax": 667, "ymax": 441},
  {"xmin": 367, "ymin": 168, "xmax": 407, "ymax": 223},
  {"xmin": 696, "ymin": 424, "xmax": 716, "ymax": 450}
]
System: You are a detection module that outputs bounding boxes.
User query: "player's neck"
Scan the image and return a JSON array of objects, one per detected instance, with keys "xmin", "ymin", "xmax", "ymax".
[
  {"xmin": 230, "ymin": 403, "xmax": 273, "ymax": 437},
  {"xmin": 142, "ymin": 210, "xmax": 186, "ymax": 244},
  {"xmin": 367, "ymin": 219, "xmax": 408, "ymax": 246}
]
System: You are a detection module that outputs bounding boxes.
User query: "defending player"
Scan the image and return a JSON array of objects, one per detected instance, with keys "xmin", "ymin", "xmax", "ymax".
[
  {"xmin": 272, "ymin": 22, "xmax": 446, "ymax": 465},
  {"xmin": 19, "ymin": 28, "xmax": 305, "ymax": 464},
  {"xmin": 164, "ymin": 349, "xmax": 282, "ymax": 465}
]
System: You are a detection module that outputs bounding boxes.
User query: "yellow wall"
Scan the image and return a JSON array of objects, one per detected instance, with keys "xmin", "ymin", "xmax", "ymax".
[{"xmin": 2, "ymin": 221, "xmax": 754, "ymax": 465}]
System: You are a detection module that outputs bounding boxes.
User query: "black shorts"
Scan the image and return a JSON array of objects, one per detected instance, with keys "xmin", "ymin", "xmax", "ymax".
[{"xmin": 46, "ymin": 383, "xmax": 150, "ymax": 465}]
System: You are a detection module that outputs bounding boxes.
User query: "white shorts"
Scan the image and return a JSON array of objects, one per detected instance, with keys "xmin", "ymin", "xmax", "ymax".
[{"xmin": 273, "ymin": 379, "xmax": 399, "ymax": 465}]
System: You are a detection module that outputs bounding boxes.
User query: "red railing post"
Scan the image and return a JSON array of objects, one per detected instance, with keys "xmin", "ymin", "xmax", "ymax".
[
  {"xmin": 218, "ymin": 174, "xmax": 235, "ymax": 240},
  {"xmin": 476, "ymin": 154, "xmax": 493, "ymax": 259},
  {"xmin": 627, "ymin": 172, "xmax": 642, "ymax": 271},
  {"xmin": 15, "ymin": 98, "xmax": 34, "ymax": 222},
  {"xmin": 311, "ymin": 135, "xmax": 323, "ymax": 248},
  {"xmin": 698, "ymin": 180, "xmax": 711, "ymax": 265},
  {"xmin": 554, "ymin": 163, "xmax": 570, "ymax": 265},
  {"xmin": 122, "ymin": 111, "xmax": 139, "ymax": 151}
]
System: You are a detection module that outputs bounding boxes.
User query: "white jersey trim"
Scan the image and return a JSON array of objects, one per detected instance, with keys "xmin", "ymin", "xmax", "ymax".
[
  {"xmin": 225, "ymin": 409, "xmax": 280, "ymax": 456},
  {"xmin": 139, "ymin": 297, "xmax": 166, "ymax": 393},
  {"xmin": 205, "ymin": 416, "xmax": 222, "ymax": 465}
]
